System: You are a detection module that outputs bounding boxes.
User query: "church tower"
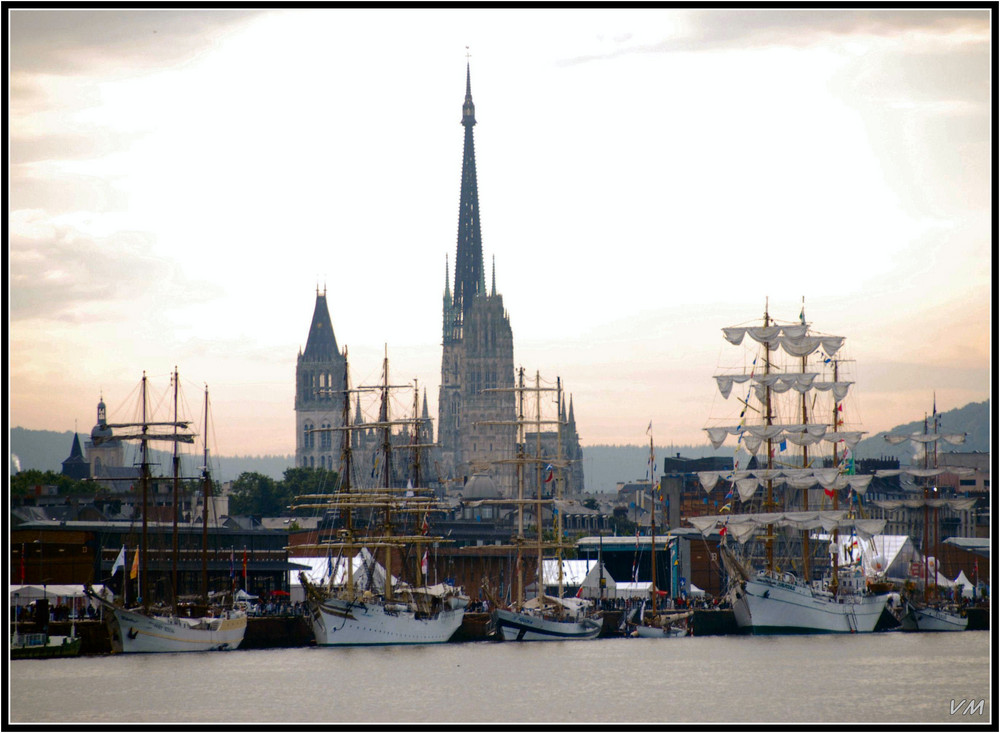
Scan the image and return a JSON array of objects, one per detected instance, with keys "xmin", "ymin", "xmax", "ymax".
[
  {"xmin": 296, "ymin": 288, "xmax": 347, "ymax": 470},
  {"xmin": 438, "ymin": 63, "xmax": 516, "ymax": 494}
]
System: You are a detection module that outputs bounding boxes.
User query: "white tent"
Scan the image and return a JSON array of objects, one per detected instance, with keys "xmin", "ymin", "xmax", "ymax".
[
  {"xmin": 10, "ymin": 584, "xmax": 109, "ymax": 610},
  {"xmin": 953, "ymin": 570, "xmax": 975, "ymax": 598},
  {"xmin": 688, "ymin": 583, "xmax": 707, "ymax": 598}
]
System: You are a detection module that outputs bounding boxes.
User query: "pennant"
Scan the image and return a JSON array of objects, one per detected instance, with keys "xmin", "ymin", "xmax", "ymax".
[
  {"xmin": 544, "ymin": 464, "xmax": 554, "ymax": 483},
  {"xmin": 421, "ymin": 514, "xmax": 430, "ymax": 535},
  {"xmin": 230, "ymin": 549, "xmax": 235, "ymax": 579},
  {"xmin": 646, "ymin": 421, "xmax": 652, "ymax": 435},
  {"xmin": 421, "ymin": 550, "xmax": 429, "ymax": 577},
  {"xmin": 129, "ymin": 548, "xmax": 140, "ymax": 580},
  {"xmin": 719, "ymin": 525, "xmax": 728, "ymax": 537},
  {"xmin": 824, "ymin": 488, "xmax": 836, "ymax": 498},
  {"xmin": 111, "ymin": 545, "xmax": 126, "ymax": 576},
  {"xmin": 242, "ymin": 548, "xmax": 248, "ymax": 585}
]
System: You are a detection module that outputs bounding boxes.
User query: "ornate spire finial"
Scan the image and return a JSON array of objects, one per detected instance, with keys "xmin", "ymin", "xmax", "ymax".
[{"xmin": 491, "ymin": 255, "xmax": 496, "ymax": 296}]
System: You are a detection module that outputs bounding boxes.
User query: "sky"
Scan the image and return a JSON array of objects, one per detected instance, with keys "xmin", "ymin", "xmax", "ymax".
[{"xmin": 8, "ymin": 7, "xmax": 993, "ymax": 459}]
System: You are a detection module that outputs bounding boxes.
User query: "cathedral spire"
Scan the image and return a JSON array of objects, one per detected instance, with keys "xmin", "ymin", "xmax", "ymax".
[
  {"xmin": 302, "ymin": 289, "xmax": 339, "ymax": 361},
  {"xmin": 491, "ymin": 255, "xmax": 496, "ymax": 297},
  {"xmin": 453, "ymin": 59, "xmax": 485, "ymax": 314}
]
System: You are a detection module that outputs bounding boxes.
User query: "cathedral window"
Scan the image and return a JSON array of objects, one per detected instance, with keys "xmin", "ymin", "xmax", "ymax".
[{"xmin": 321, "ymin": 422, "xmax": 332, "ymax": 450}]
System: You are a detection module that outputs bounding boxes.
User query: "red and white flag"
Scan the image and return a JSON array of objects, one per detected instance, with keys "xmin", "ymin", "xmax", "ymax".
[{"xmin": 421, "ymin": 550, "xmax": 429, "ymax": 577}]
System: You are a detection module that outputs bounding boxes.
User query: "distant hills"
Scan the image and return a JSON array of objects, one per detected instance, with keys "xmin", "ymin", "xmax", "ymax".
[{"xmin": 10, "ymin": 400, "xmax": 989, "ymax": 492}]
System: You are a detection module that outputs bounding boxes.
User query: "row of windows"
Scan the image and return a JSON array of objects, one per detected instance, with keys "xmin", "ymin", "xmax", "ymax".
[
  {"xmin": 302, "ymin": 422, "xmax": 334, "ymax": 450},
  {"xmin": 300, "ymin": 454, "xmax": 337, "ymax": 470}
]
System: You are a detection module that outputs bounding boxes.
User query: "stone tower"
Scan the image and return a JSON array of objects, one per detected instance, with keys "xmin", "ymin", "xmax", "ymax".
[
  {"xmin": 295, "ymin": 288, "xmax": 347, "ymax": 470},
  {"xmin": 438, "ymin": 63, "xmax": 516, "ymax": 494}
]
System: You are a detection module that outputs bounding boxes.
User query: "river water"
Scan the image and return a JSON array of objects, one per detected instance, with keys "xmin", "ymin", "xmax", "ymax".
[{"xmin": 10, "ymin": 632, "xmax": 991, "ymax": 725}]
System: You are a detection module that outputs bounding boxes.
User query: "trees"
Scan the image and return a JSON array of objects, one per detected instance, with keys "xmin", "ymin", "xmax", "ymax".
[
  {"xmin": 228, "ymin": 467, "xmax": 338, "ymax": 517},
  {"xmin": 10, "ymin": 470, "xmax": 91, "ymax": 498}
]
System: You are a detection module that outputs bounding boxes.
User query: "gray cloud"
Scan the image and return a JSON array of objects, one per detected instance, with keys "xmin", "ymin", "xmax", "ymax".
[
  {"xmin": 9, "ymin": 9, "xmax": 262, "ymax": 76},
  {"xmin": 560, "ymin": 9, "xmax": 989, "ymax": 63},
  {"xmin": 9, "ymin": 226, "xmax": 218, "ymax": 324}
]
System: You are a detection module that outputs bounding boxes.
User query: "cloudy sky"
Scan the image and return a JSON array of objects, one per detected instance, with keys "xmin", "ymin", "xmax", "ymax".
[{"xmin": 8, "ymin": 8, "xmax": 992, "ymax": 459}]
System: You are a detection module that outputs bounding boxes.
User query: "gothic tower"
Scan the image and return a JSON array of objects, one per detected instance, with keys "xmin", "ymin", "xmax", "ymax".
[
  {"xmin": 438, "ymin": 63, "xmax": 516, "ymax": 494},
  {"xmin": 296, "ymin": 288, "xmax": 347, "ymax": 470}
]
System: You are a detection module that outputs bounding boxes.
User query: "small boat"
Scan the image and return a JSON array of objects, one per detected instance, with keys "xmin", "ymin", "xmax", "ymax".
[
  {"xmin": 86, "ymin": 371, "xmax": 246, "ymax": 652},
  {"xmin": 883, "ymin": 398, "xmax": 972, "ymax": 633},
  {"xmin": 632, "ymin": 427, "xmax": 685, "ymax": 639},
  {"xmin": 11, "ymin": 617, "xmax": 82, "ymax": 659},
  {"xmin": 488, "ymin": 369, "xmax": 602, "ymax": 642},
  {"xmin": 900, "ymin": 599, "xmax": 968, "ymax": 632},
  {"xmin": 495, "ymin": 595, "xmax": 601, "ymax": 641}
]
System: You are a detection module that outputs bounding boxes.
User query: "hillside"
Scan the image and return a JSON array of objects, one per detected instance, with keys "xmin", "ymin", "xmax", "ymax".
[
  {"xmin": 11, "ymin": 400, "xmax": 988, "ymax": 490},
  {"xmin": 9, "ymin": 427, "xmax": 293, "ymax": 483}
]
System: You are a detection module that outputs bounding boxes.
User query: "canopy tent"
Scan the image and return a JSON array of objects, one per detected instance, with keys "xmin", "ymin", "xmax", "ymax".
[
  {"xmin": 688, "ymin": 583, "xmax": 707, "ymax": 598},
  {"xmin": 576, "ymin": 561, "xmax": 617, "ymax": 599},
  {"xmin": 10, "ymin": 584, "xmax": 109, "ymax": 609},
  {"xmin": 234, "ymin": 589, "xmax": 259, "ymax": 601},
  {"xmin": 953, "ymin": 570, "xmax": 975, "ymax": 599}
]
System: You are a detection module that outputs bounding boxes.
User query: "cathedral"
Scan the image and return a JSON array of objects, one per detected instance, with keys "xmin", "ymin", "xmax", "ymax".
[
  {"xmin": 294, "ymin": 63, "xmax": 584, "ymax": 495},
  {"xmin": 437, "ymin": 63, "xmax": 517, "ymax": 495}
]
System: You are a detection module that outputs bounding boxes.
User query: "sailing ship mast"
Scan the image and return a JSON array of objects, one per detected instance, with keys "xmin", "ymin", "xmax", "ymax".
[{"xmin": 649, "ymin": 428, "xmax": 658, "ymax": 620}]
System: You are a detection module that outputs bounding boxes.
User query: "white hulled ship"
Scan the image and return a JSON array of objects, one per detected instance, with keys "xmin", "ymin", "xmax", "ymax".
[{"xmin": 688, "ymin": 301, "xmax": 889, "ymax": 634}]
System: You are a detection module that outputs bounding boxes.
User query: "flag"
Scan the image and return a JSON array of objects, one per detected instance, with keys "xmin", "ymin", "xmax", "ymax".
[
  {"xmin": 421, "ymin": 550, "xmax": 429, "ymax": 577},
  {"xmin": 799, "ymin": 303, "xmax": 806, "ymax": 325},
  {"xmin": 824, "ymin": 488, "xmax": 836, "ymax": 498},
  {"xmin": 111, "ymin": 545, "xmax": 126, "ymax": 576},
  {"xmin": 575, "ymin": 585, "xmax": 584, "ymax": 599},
  {"xmin": 719, "ymin": 525, "xmax": 727, "ymax": 537},
  {"xmin": 544, "ymin": 464, "xmax": 554, "ymax": 483},
  {"xmin": 129, "ymin": 548, "xmax": 140, "ymax": 580},
  {"xmin": 421, "ymin": 514, "xmax": 430, "ymax": 535},
  {"xmin": 405, "ymin": 479, "xmax": 414, "ymax": 498},
  {"xmin": 721, "ymin": 502, "xmax": 732, "ymax": 512},
  {"xmin": 230, "ymin": 549, "xmax": 235, "ymax": 579},
  {"xmin": 779, "ymin": 439, "xmax": 787, "ymax": 452},
  {"xmin": 327, "ymin": 555, "xmax": 333, "ymax": 580},
  {"xmin": 242, "ymin": 548, "xmax": 248, "ymax": 586},
  {"xmin": 646, "ymin": 421, "xmax": 652, "ymax": 435}
]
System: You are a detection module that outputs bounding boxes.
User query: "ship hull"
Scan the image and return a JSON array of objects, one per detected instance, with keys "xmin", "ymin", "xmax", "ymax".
[
  {"xmin": 733, "ymin": 576, "xmax": 888, "ymax": 634},
  {"xmin": 494, "ymin": 609, "xmax": 602, "ymax": 641},
  {"xmin": 106, "ymin": 606, "xmax": 247, "ymax": 653},
  {"xmin": 900, "ymin": 602, "xmax": 968, "ymax": 632},
  {"xmin": 307, "ymin": 596, "xmax": 466, "ymax": 646},
  {"xmin": 634, "ymin": 624, "xmax": 685, "ymax": 638}
]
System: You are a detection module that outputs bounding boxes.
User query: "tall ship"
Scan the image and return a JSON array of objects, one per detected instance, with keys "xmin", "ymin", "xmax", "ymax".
[
  {"xmin": 880, "ymin": 401, "xmax": 974, "ymax": 631},
  {"xmin": 87, "ymin": 370, "xmax": 247, "ymax": 653},
  {"xmin": 689, "ymin": 301, "xmax": 890, "ymax": 634},
  {"xmin": 294, "ymin": 349, "xmax": 468, "ymax": 645},
  {"xmin": 473, "ymin": 369, "xmax": 602, "ymax": 641}
]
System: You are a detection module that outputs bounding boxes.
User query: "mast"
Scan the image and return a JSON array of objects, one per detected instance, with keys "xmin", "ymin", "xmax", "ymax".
[
  {"xmin": 534, "ymin": 370, "xmax": 543, "ymax": 604},
  {"xmin": 922, "ymin": 410, "xmax": 930, "ymax": 602},
  {"xmin": 829, "ymin": 358, "xmax": 840, "ymax": 598},
  {"xmin": 799, "ymin": 299, "xmax": 811, "ymax": 582},
  {"xmin": 201, "ymin": 385, "xmax": 211, "ymax": 604},
  {"xmin": 762, "ymin": 301, "xmax": 775, "ymax": 574},
  {"xmin": 140, "ymin": 372, "xmax": 150, "ymax": 614},
  {"xmin": 556, "ymin": 378, "xmax": 564, "ymax": 605},
  {"xmin": 649, "ymin": 427, "xmax": 658, "ymax": 619},
  {"xmin": 340, "ymin": 348, "xmax": 355, "ymax": 601},
  {"xmin": 516, "ymin": 367, "xmax": 525, "ymax": 609},
  {"xmin": 171, "ymin": 366, "xmax": 180, "ymax": 616},
  {"xmin": 380, "ymin": 348, "xmax": 394, "ymax": 602}
]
